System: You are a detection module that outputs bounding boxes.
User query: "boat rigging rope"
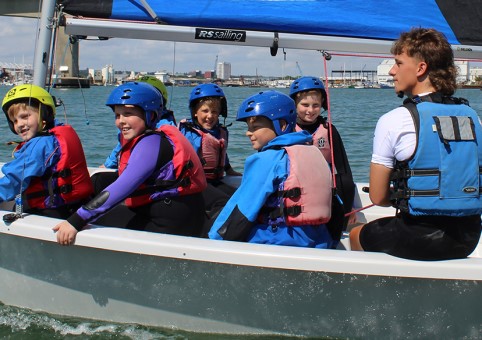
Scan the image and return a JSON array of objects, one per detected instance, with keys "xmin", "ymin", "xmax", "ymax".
[
  {"xmin": 320, "ymin": 51, "xmax": 341, "ymax": 204},
  {"xmin": 329, "ymin": 52, "xmax": 482, "ymax": 63},
  {"xmin": 49, "ymin": 6, "xmax": 90, "ymax": 126},
  {"xmin": 168, "ymin": 42, "xmax": 176, "ymax": 111},
  {"xmin": 344, "ymin": 203, "xmax": 375, "ymax": 217},
  {"xmin": 138, "ymin": 0, "xmax": 166, "ymax": 24}
]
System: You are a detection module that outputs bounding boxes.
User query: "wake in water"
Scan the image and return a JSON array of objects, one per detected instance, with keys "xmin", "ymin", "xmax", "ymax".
[
  {"xmin": 0, "ymin": 304, "xmax": 294, "ymax": 339},
  {"xmin": 0, "ymin": 304, "xmax": 177, "ymax": 339}
]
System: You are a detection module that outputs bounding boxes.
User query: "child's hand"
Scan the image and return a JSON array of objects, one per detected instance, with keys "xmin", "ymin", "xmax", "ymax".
[
  {"xmin": 226, "ymin": 168, "xmax": 243, "ymax": 176},
  {"xmin": 53, "ymin": 221, "xmax": 78, "ymax": 246},
  {"xmin": 347, "ymin": 208, "xmax": 358, "ymax": 226}
]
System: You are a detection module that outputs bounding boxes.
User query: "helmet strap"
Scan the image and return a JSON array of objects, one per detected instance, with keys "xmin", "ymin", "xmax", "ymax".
[{"xmin": 37, "ymin": 103, "xmax": 48, "ymax": 132}]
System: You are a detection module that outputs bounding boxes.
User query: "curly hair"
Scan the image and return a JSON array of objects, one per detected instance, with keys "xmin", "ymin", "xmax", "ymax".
[{"xmin": 391, "ymin": 28, "xmax": 457, "ymax": 96}]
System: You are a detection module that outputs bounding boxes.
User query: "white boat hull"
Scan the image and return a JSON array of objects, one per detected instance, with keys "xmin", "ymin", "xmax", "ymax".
[{"xmin": 1, "ymin": 181, "xmax": 481, "ymax": 338}]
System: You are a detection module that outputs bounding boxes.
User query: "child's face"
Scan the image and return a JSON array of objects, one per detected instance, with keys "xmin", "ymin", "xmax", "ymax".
[
  {"xmin": 13, "ymin": 107, "xmax": 41, "ymax": 142},
  {"xmin": 195, "ymin": 100, "xmax": 221, "ymax": 130},
  {"xmin": 115, "ymin": 105, "xmax": 147, "ymax": 141},
  {"xmin": 245, "ymin": 116, "xmax": 277, "ymax": 151},
  {"xmin": 296, "ymin": 92, "xmax": 323, "ymax": 124}
]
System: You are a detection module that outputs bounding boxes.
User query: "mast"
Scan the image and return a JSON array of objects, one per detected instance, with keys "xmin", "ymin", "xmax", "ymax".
[{"xmin": 33, "ymin": 0, "xmax": 56, "ymax": 87}]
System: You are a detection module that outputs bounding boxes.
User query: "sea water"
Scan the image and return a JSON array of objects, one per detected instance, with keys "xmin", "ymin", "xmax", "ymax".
[
  {"xmin": 0, "ymin": 86, "xmax": 480, "ymax": 182},
  {"xmin": 0, "ymin": 86, "xmax": 480, "ymax": 338}
]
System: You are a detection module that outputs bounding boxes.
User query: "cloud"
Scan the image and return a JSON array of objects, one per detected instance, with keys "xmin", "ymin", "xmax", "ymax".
[{"xmin": 0, "ymin": 17, "xmax": 37, "ymax": 65}]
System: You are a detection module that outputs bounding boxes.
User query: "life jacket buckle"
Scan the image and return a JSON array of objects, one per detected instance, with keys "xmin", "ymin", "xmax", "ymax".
[
  {"xmin": 178, "ymin": 177, "xmax": 191, "ymax": 188},
  {"xmin": 278, "ymin": 187, "xmax": 301, "ymax": 198},
  {"xmin": 52, "ymin": 168, "xmax": 72, "ymax": 178},
  {"xmin": 184, "ymin": 160, "xmax": 194, "ymax": 170},
  {"xmin": 58, "ymin": 184, "xmax": 73, "ymax": 194},
  {"xmin": 284, "ymin": 205, "xmax": 302, "ymax": 217}
]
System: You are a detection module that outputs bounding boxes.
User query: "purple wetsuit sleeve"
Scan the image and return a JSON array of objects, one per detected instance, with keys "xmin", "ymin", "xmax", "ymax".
[{"xmin": 70, "ymin": 134, "xmax": 162, "ymax": 229}]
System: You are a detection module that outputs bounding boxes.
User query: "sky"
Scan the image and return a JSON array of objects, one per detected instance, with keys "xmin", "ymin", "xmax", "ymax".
[
  {"xmin": 0, "ymin": 16, "xmax": 384, "ymax": 78},
  {"xmin": 1, "ymin": 16, "xmax": 480, "ymax": 79}
]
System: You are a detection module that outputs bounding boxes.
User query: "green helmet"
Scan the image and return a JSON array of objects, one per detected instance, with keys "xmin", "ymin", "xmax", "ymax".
[
  {"xmin": 137, "ymin": 75, "xmax": 168, "ymax": 106},
  {"xmin": 2, "ymin": 84, "xmax": 56, "ymax": 134}
]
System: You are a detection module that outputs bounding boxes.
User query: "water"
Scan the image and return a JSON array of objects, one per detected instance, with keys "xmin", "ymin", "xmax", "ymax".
[
  {"xmin": 3, "ymin": 86, "xmax": 480, "ymax": 183},
  {"xmin": 0, "ymin": 86, "xmax": 481, "ymax": 338}
]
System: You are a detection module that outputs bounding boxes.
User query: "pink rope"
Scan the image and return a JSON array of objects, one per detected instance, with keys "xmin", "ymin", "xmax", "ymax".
[
  {"xmin": 344, "ymin": 203, "xmax": 375, "ymax": 217},
  {"xmin": 322, "ymin": 54, "xmax": 336, "ymax": 190}
]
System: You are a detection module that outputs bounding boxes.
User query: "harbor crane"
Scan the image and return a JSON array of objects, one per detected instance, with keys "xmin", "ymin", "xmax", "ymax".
[
  {"xmin": 296, "ymin": 61, "xmax": 303, "ymax": 77},
  {"xmin": 213, "ymin": 55, "xmax": 218, "ymax": 79}
]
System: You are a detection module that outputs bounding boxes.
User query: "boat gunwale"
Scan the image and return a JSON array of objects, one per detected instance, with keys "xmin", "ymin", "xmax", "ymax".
[{"xmin": 2, "ymin": 210, "xmax": 482, "ymax": 282}]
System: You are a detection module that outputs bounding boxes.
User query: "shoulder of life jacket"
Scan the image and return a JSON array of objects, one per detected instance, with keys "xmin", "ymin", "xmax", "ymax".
[{"xmin": 296, "ymin": 124, "xmax": 331, "ymax": 165}]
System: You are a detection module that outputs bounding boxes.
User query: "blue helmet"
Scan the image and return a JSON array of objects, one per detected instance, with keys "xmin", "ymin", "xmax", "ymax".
[
  {"xmin": 237, "ymin": 90, "xmax": 296, "ymax": 136},
  {"xmin": 106, "ymin": 82, "xmax": 163, "ymax": 129},
  {"xmin": 289, "ymin": 76, "xmax": 328, "ymax": 110},
  {"xmin": 189, "ymin": 83, "xmax": 228, "ymax": 118}
]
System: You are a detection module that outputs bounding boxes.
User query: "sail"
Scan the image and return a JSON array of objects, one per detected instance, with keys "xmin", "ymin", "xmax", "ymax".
[{"xmin": 59, "ymin": 0, "xmax": 482, "ymax": 59}]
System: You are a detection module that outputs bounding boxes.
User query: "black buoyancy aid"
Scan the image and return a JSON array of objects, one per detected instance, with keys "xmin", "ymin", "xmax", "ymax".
[
  {"xmin": 118, "ymin": 125, "xmax": 207, "ymax": 208},
  {"xmin": 23, "ymin": 125, "xmax": 93, "ymax": 209}
]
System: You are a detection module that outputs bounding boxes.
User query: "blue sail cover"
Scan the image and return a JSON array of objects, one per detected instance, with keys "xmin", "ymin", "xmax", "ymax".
[{"xmin": 59, "ymin": 0, "xmax": 482, "ymax": 47}]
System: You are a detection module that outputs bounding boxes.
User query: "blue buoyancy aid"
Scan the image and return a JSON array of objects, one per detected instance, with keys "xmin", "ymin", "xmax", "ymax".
[{"xmin": 391, "ymin": 94, "xmax": 482, "ymax": 216}]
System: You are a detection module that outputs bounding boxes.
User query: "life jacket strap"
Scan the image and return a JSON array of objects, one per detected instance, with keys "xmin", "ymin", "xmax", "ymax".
[
  {"xmin": 204, "ymin": 166, "xmax": 224, "ymax": 175},
  {"xmin": 263, "ymin": 203, "xmax": 303, "ymax": 220},
  {"xmin": 392, "ymin": 187, "xmax": 482, "ymax": 200},
  {"xmin": 277, "ymin": 187, "xmax": 302, "ymax": 198},
  {"xmin": 24, "ymin": 184, "xmax": 73, "ymax": 200},
  {"xmin": 51, "ymin": 168, "xmax": 72, "ymax": 178},
  {"xmin": 391, "ymin": 168, "xmax": 439, "ymax": 180},
  {"xmin": 131, "ymin": 160, "xmax": 195, "ymax": 197}
]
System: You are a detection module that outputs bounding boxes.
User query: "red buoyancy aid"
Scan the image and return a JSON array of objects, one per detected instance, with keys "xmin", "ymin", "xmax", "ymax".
[
  {"xmin": 23, "ymin": 125, "xmax": 93, "ymax": 209},
  {"xmin": 296, "ymin": 124, "xmax": 331, "ymax": 165},
  {"xmin": 199, "ymin": 127, "xmax": 227, "ymax": 180},
  {"xmin": 118, "ymin": 125, "xmax": 207, "ymax": 208},
  {"xmin": 180, "ymin": 120, "xmax": 228, "ymax": 180},
  {"xmin": 274, "ymin": 144, "xmax": 332, "ymax": 225}
]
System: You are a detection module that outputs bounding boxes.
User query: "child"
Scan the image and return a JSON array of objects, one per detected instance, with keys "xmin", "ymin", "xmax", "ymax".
[
  {"xmin": 179, "ymin": 83, "xmax": 242, "ymax": 186},
  {"xmin": 290, "ymin": 76, "xmax": 356, "ymax": 238},
  {"xmin": 1, "ymin": 84, "xmax": 93, "ymax": 219},
  {"xmin": 103, "ymin": 75, "xmax": 175, "ymax": 169},
  {"xmin": 208, "ymin": 90, "xmax": 334, "ymax": 249},
  {"xmin": 138, "ymin": 75, "xmax": 176, "ymax": 124},
  {"xmin": 179, "ymin": 83, "xmax": 242, "ymax": 234},
  {"xmin": 53, "ymin": 82, "xmax": 207, "ymax": 245}
]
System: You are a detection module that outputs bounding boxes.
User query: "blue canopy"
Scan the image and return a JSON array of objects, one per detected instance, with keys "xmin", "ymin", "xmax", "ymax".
[{"xmin": 59, "ymin": 0, "xmax": 481, "ymax": 46}]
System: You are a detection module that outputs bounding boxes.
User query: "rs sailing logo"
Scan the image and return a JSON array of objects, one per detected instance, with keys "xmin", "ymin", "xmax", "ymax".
[{"xmin": 195, "ymin": 28, "xmax": 246, "ymax": 42}]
